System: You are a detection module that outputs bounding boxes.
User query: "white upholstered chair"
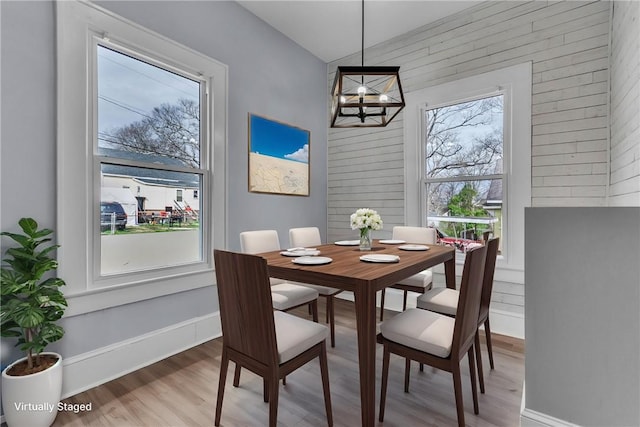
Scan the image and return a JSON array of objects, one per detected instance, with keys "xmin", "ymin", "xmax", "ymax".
[
  {"xmin": 239, "ymin": 230, "xmax": 319, "ymax": 317},
  {"xmin": 379, "ymin": 226, "xmax": 437, "ymax": 321},
  {"xmin": 416, "ymin": 237, "xmax": 500, "ymax": 393},
  {"xmin": 289, "ymin": 227, "xmax": 342, "ymax": 347}
]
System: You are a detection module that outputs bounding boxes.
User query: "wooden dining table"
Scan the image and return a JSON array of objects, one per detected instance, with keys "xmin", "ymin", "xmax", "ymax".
[{"xmin": 259, "ymin": 240, "xmax": 457, "ymax": 427}]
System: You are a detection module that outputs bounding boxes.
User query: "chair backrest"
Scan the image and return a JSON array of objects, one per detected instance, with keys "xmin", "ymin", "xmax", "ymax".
[
  {"xmin": 481, "ymin": 237, "xmax": 500, "ymax": 313},
  {"xmin": 451, "ymin": 244, "xmax": 487, "ymax": 359},
  {"xmin": 214, "ymin": 250, "xmax": 279, "ymax": 367},
  {"xmin": 392, "ymin": 226, "xmax": 437, "ymax": 245},
  {"xmin": 289, "ymin": 227, "xmax": 322, "ymax": 248},
  {"xmin": 240, "ymin": 230, "xmax": 280, "ymax": 254}
]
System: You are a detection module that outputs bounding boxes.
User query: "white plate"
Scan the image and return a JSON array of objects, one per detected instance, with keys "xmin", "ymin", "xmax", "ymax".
[
  {"xmin": 292, "ymin": 256, "xmax": 333, "ymax": 265},
  {"xmin": 280, "ymin": 249, "xmax": 321, "ymax": 257},
  {"xmin": 334, "ymin": 240, "xmax": 360, "ymax": 246},
  {"xmin": 398, "ymin": 244, "xmax": 429, "ymax": 251},
  {"xmin": 379, "ymin": 239, "xmax": 406, "ymax": 244},
  {"xmin": 359, "ymin": 254, "xmax": 400, "ymax": 263}
]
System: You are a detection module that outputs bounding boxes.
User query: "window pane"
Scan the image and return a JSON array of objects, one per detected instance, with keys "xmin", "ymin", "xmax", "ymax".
[
  {"xmin": 100, "ymin": 164, "xmax": 202, "ymax": 275},
  {"xmin": 97, "ymin": 45, "xmax": 201, "ymax": 168},
  {"xmin": 426, "ymin": 95, "xmax": 503, "ymax": 179},
  {"xmin": 426, "ymin": 179, "xmax": 502, "ymax": 251}
]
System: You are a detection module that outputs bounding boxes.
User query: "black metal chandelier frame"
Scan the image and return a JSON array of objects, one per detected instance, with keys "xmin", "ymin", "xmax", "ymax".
[{"xmin": 330, "ymin": 0, "xmax": 405, "ymax": 128}]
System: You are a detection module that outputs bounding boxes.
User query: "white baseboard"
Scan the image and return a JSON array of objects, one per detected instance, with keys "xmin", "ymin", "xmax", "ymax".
[
  {"xmin": 337, "ymin": 289, "xmax": 525, "ymax": 339},
  {"xmin": 60, "ymin": 312, "xmax": 221, "ymax": 399},
  {"xmin": 520, "ymin": 408, "xmax": 581, "ymax": 427}
]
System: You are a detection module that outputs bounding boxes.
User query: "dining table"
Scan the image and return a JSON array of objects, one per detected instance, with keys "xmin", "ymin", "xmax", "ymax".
[{"xmin": 259, "ymin": 239, "xmax": 457, "ymax": 427}]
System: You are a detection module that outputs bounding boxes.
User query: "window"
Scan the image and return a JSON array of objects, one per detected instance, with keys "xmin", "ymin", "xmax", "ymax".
[
  {"xmin": 404, "ymin": 63, "xmax": 531, "ymax": 272},
  {"xmin": 57, "ymin": 1, "xmax": 227, "ymax": 315},
  {"xmin": 424, "ymin": 94, "xmax": 504, "ymax": 253},
  {"xmin": 97, "ymin": 44, "xmax": 202, "ymax": 275}
]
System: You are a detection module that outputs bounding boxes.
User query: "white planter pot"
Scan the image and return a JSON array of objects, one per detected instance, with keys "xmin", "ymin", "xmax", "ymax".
[{"xmin": 2, "ymin": 352, "xmax": 63, "ymax": 427}]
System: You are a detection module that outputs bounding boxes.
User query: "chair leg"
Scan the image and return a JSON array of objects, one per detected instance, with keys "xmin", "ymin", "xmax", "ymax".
[
  {"xmin": 325, "ymin": 295, "xmax": 330, "ymax": 324},
  {"xmin": 319, "ymin": 342, "xmax": 333, "ymax": 426},
  {"xmin": 468, "ymin": 347, "xmax": 479, "ymax": 415},
  {"xmin": 328, "ymin": 296, "xmax": 336, "ymax": 348},
  {"xmin": 215, "ymin": 349, "xmax": 229, "ymax": 426},
  {"xmin": 484, "ymin": 318, "xmax": 495, "ymax": 369},
  {"xmin": 380, "ymin": 289, "xmax": 386, "ymax": 321},
  {"xmin": 378, "ymin": 344, "xmax": 391, "ymax": 422},
  {"xmin": 233, "ymin": 363, "xmax": 241, "ymax": 387},
  {"xmin": 311, "ymin": 300, "xmax": 319, "ymax": 323},
  {"xmin": 268, "ymin": 373, "xmax": 280, "ymax": 427},
  {"xmin": 402, "ymin": 290, "xmax": 408, "ymax": 311},
  {"xmin": 452, "ymin": 363, "xmax": 466, "ymax": 427},
  {"xmin": 475, "ymin": 331, "xmax": 485, "ymax": 394},
  {"xmin": 404, "ymin": 358, "xmax": 411, "ymax": 392}
]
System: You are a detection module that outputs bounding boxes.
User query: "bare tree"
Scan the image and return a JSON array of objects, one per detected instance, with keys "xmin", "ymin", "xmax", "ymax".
[
  {"xmin": 107, "ymin": 99, "xmax": 200, "ymax": 168},
  {"xmin": 425, "ymin": 95, "xmax": 503, "ymax": 216},
  {"xmin": 426, "ymin": 96, "xmax": 502, "ymax": 178}
]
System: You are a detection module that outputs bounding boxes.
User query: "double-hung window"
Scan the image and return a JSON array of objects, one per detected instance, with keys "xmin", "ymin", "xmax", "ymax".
[
  {"xmin": 404, "ymin": 63, "xmax": 531, "ymax": 272},
  {"xmin": 424, "ymin": 94, "xmax": 505, "ymax": 253},
  {"xmin": 57, "ymin": 1, "xmax": 227, "ymax": 315}
]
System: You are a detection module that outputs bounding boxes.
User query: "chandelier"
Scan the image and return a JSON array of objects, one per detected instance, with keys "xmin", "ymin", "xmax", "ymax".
[{"xmin": 330, "ymin": 0, "xmax": 405, "ymax": 128}]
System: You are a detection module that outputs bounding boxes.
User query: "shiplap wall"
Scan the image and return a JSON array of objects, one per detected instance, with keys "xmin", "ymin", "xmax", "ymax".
[
  {"xmin": 327, "ymin": 1, "xmax": 611, "ymax": 326},
  {"xmin": 609, "ymin": 0, "xmax": 640, "ymax": 205}
]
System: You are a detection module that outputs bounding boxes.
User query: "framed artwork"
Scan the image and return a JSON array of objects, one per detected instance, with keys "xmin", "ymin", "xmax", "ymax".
[{"xmin": 248, "ymin": 113, "xmax": 310, "ymax": 196}]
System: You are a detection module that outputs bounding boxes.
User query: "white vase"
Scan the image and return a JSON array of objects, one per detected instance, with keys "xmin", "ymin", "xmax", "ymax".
[{"xmin": 2, "ymin": 352, "xmax": 63, "ymax": 427}]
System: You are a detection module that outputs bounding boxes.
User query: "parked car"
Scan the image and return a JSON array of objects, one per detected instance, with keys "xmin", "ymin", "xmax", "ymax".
[{"xmin": 101, "ymin": 202, "xmax": 127, "ymax": 230}]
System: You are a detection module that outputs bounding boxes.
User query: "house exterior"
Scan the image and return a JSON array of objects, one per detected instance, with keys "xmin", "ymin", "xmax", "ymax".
[{"xmin": 100, "ymin": 148, "xmax": 200, "ymax": 223}]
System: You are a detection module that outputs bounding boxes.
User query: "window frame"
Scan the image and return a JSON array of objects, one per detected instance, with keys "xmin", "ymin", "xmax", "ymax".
[
  {"xmin": 56, "ymin": 1, "xmax": 227, "ymax": 316},
  {"xmin": 404, "ymin": 63, "xmax": 531, "ymax": 278}
]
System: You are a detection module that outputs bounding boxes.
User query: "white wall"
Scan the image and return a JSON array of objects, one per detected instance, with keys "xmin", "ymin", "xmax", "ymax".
[
  {"xmin": 609, "ymin": 0, "xmax": 640, "ymax": 206},
  {"xmin": 328, "ymin": 1, "xmax": 613, "ymax": 333},
  {"xmin": 523, "ymin": 207, "xmax": 640, "ymax": 426}
]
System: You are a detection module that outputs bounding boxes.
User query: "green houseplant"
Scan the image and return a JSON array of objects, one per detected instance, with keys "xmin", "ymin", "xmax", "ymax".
[{"xmin": 1, "ymin": 217, "xmax": 67, "ymax": 427}]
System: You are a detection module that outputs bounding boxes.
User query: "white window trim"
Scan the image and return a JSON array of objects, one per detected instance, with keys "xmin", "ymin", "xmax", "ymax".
[
  {"xmin": 56, "ymin": 0, "xmax": 227, "ymax": 316},
  {"xmin": 404, "ymin": 63, "xmax": 531, "ymax": 281}
]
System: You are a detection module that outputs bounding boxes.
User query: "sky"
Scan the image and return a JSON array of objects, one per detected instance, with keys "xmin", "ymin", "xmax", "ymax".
[
  {"xmin": 97, "ymin": 45, "xmax": 200, "ymax": 139},
  {"xmin": 249, "ymin": 114, "xmax": 309, "ymax": 163}
]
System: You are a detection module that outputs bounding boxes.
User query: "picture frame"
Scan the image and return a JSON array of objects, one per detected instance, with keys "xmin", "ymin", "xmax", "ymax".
[{"xmin": 248, "ymin": 113, "xmax": 310, "ymax": 196}]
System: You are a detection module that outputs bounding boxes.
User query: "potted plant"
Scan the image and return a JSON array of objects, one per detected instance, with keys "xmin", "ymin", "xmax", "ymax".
[{"xmin": 1, "ymin": 217, "xmax": 67, "ymax": 427}]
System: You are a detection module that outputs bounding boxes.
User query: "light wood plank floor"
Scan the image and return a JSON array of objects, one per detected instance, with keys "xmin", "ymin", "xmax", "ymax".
[{"xmin": 53, "ymin": 298, "xmax": 524, "ymax": 426}]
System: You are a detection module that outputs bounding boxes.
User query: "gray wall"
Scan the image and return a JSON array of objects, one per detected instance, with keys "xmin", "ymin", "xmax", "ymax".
[
  {"xmin": 0, "ymin": 0, "xmax": 327, "ymax": 365},
  {"xmin": 524, "ymin": 207, "xmax": 640, "ymax": 426}
]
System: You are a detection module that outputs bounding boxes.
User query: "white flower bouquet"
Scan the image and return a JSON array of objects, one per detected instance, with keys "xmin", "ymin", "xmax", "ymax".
[
  {"xmin": 350, "ymin": 208, "xmax": 382, "ymax": 250},
  {"xmin": 350, "ymin": 208, "xmax": 383, "ymax": 231}
]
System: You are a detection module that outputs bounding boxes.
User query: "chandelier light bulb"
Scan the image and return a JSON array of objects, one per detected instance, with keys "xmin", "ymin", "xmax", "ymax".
[
  {"xmin": 379, "ymin": 94, "xmax": 388, "ymax": 103},
  {"xmin": 340, "ymin": 95, "xmax": 347, "ymax": 104},
  {"xmin": 357, "ymin": 86, "xmax": 367, "ymax": 97}
]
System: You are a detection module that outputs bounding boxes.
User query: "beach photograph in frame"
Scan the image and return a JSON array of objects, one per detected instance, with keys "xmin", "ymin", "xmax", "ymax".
[{"xmin": 248, "ymin": 114, "xmax": 310, "ymax": 196}]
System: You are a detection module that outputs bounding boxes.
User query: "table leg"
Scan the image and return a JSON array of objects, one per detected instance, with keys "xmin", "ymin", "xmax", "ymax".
[
  {"xmin": 444, "ymin": 256, "xmax": 456, "ymax": 289},
  {"xmin": 353, "ymin": 285, "xmax": 377, "ymax": 426}
]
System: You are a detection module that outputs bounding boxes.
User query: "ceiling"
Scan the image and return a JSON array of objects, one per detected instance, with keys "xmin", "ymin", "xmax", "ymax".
[{"xmin": 237, "ymin": 1, "xmax": 480, "ymax": 63}]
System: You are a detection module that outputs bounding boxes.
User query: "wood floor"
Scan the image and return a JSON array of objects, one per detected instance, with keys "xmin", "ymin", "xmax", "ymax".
[{"xmin": 53, "ymin": 298, "xmax": 524, "ymax": 427}]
